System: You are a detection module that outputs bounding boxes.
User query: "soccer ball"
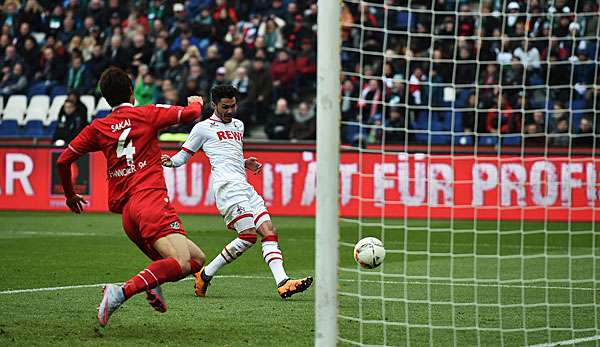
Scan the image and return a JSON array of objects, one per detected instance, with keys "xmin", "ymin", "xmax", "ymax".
[{"xmin": 353, "ymin": 237, "xmax": 385, "ymax": 269}]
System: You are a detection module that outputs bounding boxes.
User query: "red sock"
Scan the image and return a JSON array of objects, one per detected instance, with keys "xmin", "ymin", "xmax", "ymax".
[
  {"xmin": 122, "ymin": 257, "xmax": 183, "ymax": 299},
  {"xmin": 189, "ymin": 259, "xmax": 202, "ymax": 274}
]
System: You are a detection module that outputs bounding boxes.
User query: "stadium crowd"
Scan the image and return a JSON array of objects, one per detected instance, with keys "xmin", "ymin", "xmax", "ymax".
[{"xmin": 0, "ymin": 0, "xmax": 598, "ymax": 147}]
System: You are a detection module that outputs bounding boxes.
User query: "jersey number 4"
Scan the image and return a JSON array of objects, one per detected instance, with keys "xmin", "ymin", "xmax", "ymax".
[{"xmin": 116, "ymin": 128, "xmax": 136, "ymax": 165}]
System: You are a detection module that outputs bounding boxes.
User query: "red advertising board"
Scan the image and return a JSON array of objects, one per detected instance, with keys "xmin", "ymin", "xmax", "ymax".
[{"xmin": 0, "ymin": 147, "xmax": 597, "ymax": 221}]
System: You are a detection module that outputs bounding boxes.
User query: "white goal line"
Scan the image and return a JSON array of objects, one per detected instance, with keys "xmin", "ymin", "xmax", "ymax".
[{"xmin": 1, "ymin": 275, "xmax": 595, "ymax": 295}]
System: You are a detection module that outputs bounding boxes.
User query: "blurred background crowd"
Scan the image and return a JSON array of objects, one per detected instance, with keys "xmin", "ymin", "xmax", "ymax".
[{"xmin": 0, "ymin": 0, "xmax": 598, "ymax": 147}]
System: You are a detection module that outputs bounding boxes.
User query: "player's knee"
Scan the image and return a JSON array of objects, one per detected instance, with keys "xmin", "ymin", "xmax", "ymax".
[
  {"xmin": 176, "ymin": 255, "xmax": 192, "ymax": 274},
  {"xmin": 193, "ymin": 250, "xmax": 206, "ymax": 266},
  {"xmin": 260, "ymin": 223, "xmax": 277, "ymax": 238}
]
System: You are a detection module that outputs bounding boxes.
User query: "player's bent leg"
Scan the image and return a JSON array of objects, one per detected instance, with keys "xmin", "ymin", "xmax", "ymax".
[
  {"xmin": 186, "ymin": 238, "xmax": 206, "ymax": 273},
  {"xmin": 197, "ymin": 228, "xmax": 257, "ymax": 297},
  {"xmin": 257, "ymin": 220, "xmax": 314, "ymax": 299}
]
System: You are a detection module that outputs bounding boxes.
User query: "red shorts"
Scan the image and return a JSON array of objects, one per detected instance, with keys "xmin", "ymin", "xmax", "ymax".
[{"xmin": 121, "ymin": 189, "xmax": 186, "ymax": 260}]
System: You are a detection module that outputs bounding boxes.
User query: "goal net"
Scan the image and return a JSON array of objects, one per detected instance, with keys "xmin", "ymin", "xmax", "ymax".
[{"xmin": 330, "ymin": 0, "xmax": 600, "ymax": 345}]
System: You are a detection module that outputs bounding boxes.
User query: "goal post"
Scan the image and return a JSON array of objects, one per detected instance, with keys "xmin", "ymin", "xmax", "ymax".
[{"xmin": 315, "ymin": 0, "xmax": 341, "ymax": 346}]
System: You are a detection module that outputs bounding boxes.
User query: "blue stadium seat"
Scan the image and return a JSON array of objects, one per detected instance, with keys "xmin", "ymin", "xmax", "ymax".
[
  {"xmin": 27, "ymin": 82, "xmax": 47, "ymax": 98},
  {"xmin": 454, "ymin": 135, "xmax": 474, "ymax": 146},
  {"xmin": 453, "ymin": 111, "xmax": 463, "ymax": 132},
  {"xmin": 23, "ymin": 120, "xmax": 45, "ymax": 137},
  {"xmin": 571, "ymin": 99, "xmax": 586, "ymax": 110},
  {"xmin": 0, "ymin": 120, "xmax": 20, "ymax": 137},
  {"xmin": 502, "ymin": 136, "xmax": 521, "ymax": 146},
  {"xmin": 94, "ymin": 109, "xmax": 111, "ymax": 119},
  {"xmin": 478, "ymin": 135, "xmax": 498, "ymax": 146},
  {"xmin": 50, "ymin": 85, "xmax": 67, "ymax": 98},
  {"xmin": 46, "ymin": 121, "xmax": 57, "ymax": 137}
]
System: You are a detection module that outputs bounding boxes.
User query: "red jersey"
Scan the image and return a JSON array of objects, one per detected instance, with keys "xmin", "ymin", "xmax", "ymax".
[{"xmin": 57, "ymin": 102, "xmax": 201, "ymax": 213}]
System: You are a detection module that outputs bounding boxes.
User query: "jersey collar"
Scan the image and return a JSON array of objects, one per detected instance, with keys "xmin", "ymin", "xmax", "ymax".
[
  {"xmin": 209, "ymin": 115, "xmax": 225, "ymax": 123},
  {"xmin": 112, "ymin": 103, "xmax": 134, "ymax": 111}
]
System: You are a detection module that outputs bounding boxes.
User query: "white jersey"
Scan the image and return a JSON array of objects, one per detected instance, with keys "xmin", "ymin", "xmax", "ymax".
[{"xmin": 181, "ymin": 115, "xmax": 246, "ymax": 184}]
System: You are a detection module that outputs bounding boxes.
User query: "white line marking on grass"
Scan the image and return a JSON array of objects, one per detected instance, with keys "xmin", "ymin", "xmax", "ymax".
[
  {"xmin": 0, "ymin": 275, "xmax": 595, "ymax": 295},
  {"xmin": 529, "ymin": 335, "xmax": 600, "ymax": 347},
  {"xmin": 0, "ymin": 230, "xmax": 97, "ymax": 237}
]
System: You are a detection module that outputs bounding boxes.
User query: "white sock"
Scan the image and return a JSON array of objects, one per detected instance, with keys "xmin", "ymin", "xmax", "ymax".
[
  {"xmin": 262, "ymin": 240, "xmax": 288, "ymax": 285},
  {"xmin": 205, "ymin": 237, "xmax": 255, "ymax": 277}
]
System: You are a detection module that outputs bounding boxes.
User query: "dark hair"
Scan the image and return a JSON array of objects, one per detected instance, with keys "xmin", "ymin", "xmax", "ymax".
[
  {"xmin": 99, "ymin": 67, "xmax": 132, "ymax": 107},
  {"xmin": 210, "ymin": 85, "xmax": 237, "ymax": 104}
]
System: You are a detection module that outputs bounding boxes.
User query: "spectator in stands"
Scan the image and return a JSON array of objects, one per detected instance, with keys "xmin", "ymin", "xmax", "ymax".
[
  {"xmin": 131, "ymin": 33, "xmax": 152, "ymax": 67},
  {"xmin": 247, "ymin": 57, "xmax": 272, "ymax": 123},
  {"xmin": 573, "ymin": 117, "xmax": 595, "ymax": 147},
  {"xmin": 385, "ymin": 107, "xmax": 405, "ymax": 144},
  {"xmin": 290, "ymin": 101, "xmax": 316, "ymax": 141},
  {"xmin": 134, "ymin": 69, "xmax": 157, "ymax": 106},
  {"xmin": 295, "ymin": 39, "xmax": 316, "ymax": 93},
  {"xmin": 1, "ymin": 45, "xmax": 21, "ymax": 76},
  {"xmin": 149, "ymin": 36, "xmax": 169, "ymax": 76},
  {"xmin": 265, "ymin": 98, "xmax": 293, "ymax": 140},
  {"xmin": 524, "ymin": 123, "xmax": 547, "ymax": 148},
  {"xmin": 0, "ymin": 63, "xmax": 27, "ymax": 97},
  {"xmin": 223, "ymin": 47, "xmax": 250, "ymax": 82},
  {"xmin": 204, "ymin": 45, "xmax": 222, "ymax": 83},
  {"xmin": 37, "ymin": 46, "xmax": 65, "ymax": 89},
  {"xmin": 164, "ymin": 54, "xmax": 187, "ymax": 91},
  {"xmin": 66, "ymin": 55, "xmax": 92, "ymax": 95},
  {"xmin": 58, "ymin": 15, "xmax": 78, "ymax": 45},
  {"xmin": 106, "ymin": 35, "xmax": 131, "ymax": 71},
  {"xmin": 18, "ymin": 37, "xmax": 37, "ymax": 78},
  {"xmin": 19, "ymin": 0, "xmax": 44, "ymax": 33},
  {"xmin": 87, "ymin": 44, "xmax": 108, "ymax": 91},
  {"xmin": 551, "ymin": 117, "xmax": 571, "ymax": 147},
  {"xmin": 52, "ymin": 99, "xmax": 88, "ymax": 145},
  {"xmin": 486, "ymin": 97, "xmax": 520, "ymax": 134},
  {"xmin": 211, "ymin": 66, "xmax": 228, "ymax": 89},
  {"xmin": 271, "ymin": 49, "xmax": 296, "ymax": 101},
  {"xmin": 259, "ymin": 16, "xmax": 285, "ymax": 54}
]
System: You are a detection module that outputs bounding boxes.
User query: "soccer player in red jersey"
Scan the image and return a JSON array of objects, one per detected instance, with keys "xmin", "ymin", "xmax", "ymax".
[{"xmin": 56, "ymin": 67, "xmax": 206, "ymax": 327}]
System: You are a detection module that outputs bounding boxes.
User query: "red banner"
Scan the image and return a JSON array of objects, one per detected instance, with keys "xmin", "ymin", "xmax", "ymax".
[{"xmin": 0, "ymin": 147, "xmax": 598, "ymax": 221}]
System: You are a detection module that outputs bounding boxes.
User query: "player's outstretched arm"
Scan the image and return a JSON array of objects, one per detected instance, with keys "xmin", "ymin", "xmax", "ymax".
[{"xmin": 161, "ymin": 151, "xmax": 192, "ymax": 168}]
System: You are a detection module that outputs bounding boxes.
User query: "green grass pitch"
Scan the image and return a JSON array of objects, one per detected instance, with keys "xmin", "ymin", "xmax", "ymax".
[{"xmin": 0, "ymin": 211, "xmax": 598, "ymax": 346}]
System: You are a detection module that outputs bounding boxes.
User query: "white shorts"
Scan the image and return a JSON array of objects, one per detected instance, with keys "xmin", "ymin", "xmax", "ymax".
[{"xmin": 214, "ymin": 181, "xmax": 270, "ymax": 232}]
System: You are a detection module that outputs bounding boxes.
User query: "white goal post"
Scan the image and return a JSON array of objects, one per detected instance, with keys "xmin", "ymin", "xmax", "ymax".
[{"xmin": 315, "ymin": 0, "xmax": 341, "ymax": 346}]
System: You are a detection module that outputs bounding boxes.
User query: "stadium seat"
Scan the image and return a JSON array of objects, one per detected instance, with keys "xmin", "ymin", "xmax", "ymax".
[
  {"xmin": 0, "ymin": 120, "xmax": 20, "ymax": 137},
  {"xmin": 25, "ymin": 95, "xmax": 50, "ymax": 124},
  {"xmin": 27, "ymin": 82, "xmax": 47, "ymax": 98},
  {"xmin": 502, "ymin": 136, "xmax": 521, "ymax": 146},
  {"xmin": 3, "ymin": 95, "xmax": 28, "ymax": 125},
  {"xmin": 46, "ymin": 121, "xmax": 58, "ymax": 137},
  {"xmin": 47, "ymin": 95, "xmax": 67, "ymax": 126},
  {"xmin": 0, "ymin": 95, "xmax": 4, "ymax": 117},
  {"xmin": 478, "ymin": 135, "xmax": 499, "ymax": 146},
  {"xmin": 80, "ymin": 95, "xmax": 96, "ymax": 123},
  {"xmin": 50, "ymin": 85, "xmax": 68, "ymax": 98},
  {"xmin": 94, "ymin": 97, "xmax": 112, "ymax": 118},
  {"xmin": 24, "ymin": 120, "xmax": 45, "ymax": 137}
]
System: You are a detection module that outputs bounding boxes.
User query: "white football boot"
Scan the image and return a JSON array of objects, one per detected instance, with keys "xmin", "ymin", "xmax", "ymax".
[{"xmin": 97, "ymin": 284, "xmax": 125, "ymax": 327}]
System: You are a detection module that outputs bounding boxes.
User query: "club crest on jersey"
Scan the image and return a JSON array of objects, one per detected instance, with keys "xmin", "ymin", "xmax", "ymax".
[
  {"xmin": 170, "ymin": 221, "xmax": 181, "ymax": 229},
  {"xmin": 235, "ymin": 205, "xmax": 246, "ymax": 215},
  {"xmin": 233, "ymin": 121, "xmax": 241, "ymax": 129}
]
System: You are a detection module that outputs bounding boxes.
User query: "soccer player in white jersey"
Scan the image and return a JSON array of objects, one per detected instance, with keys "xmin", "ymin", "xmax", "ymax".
[{"xmin": 161, "ymin": 85, "xmax": 313, "ymax": 299}]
